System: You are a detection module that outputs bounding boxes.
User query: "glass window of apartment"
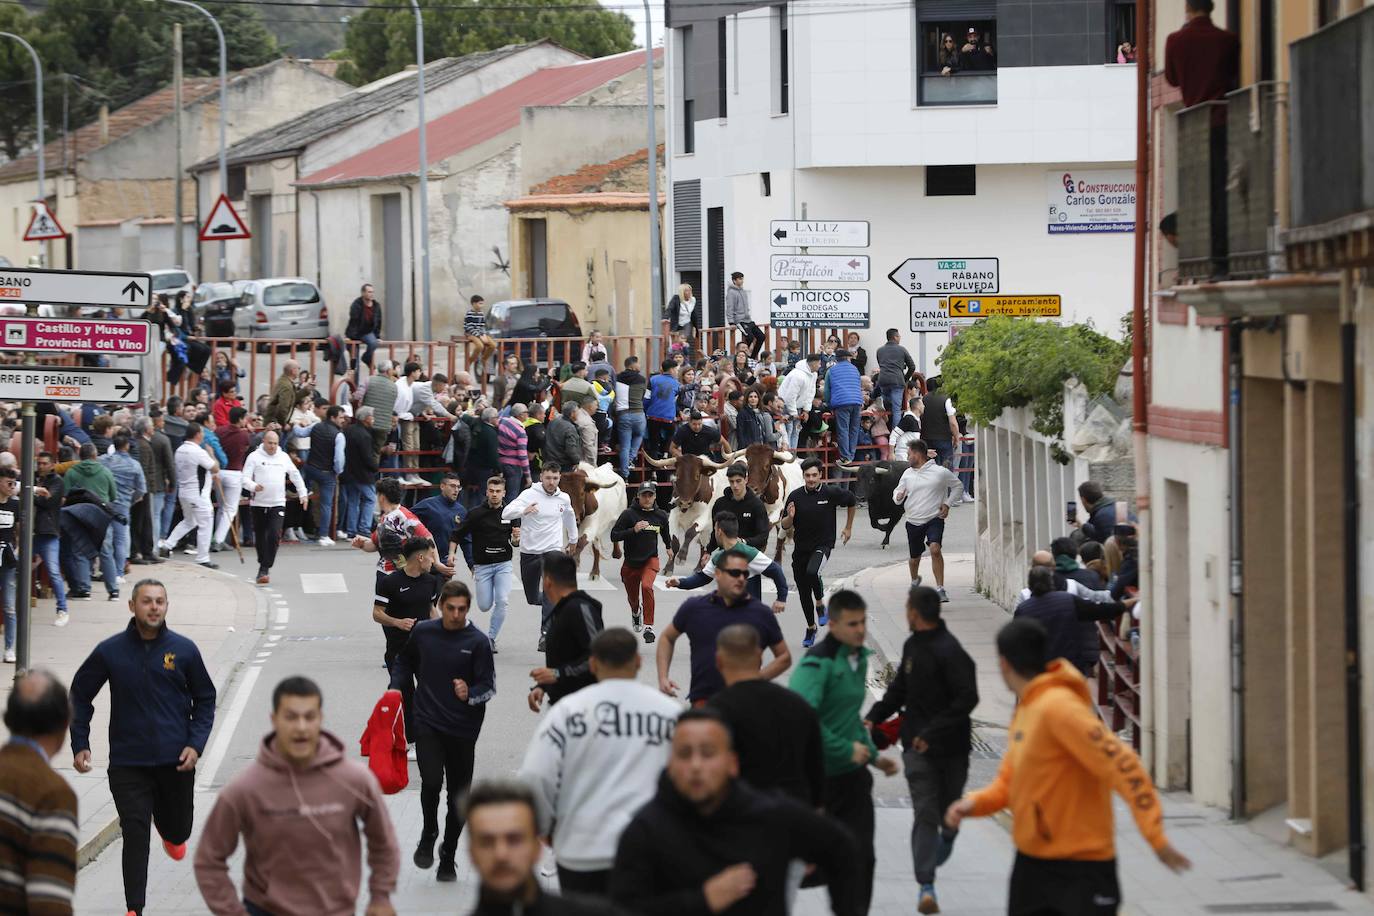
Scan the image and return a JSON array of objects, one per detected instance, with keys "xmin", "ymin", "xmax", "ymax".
[
  {"xmin": 773, "ymin": 3, "xmax": 789, "ymax": 115},
  {"xmin": 680, "ymin": 25, "xmax": 695, "ymax": 153},
  {"xmin": 1109, "ymin": 1, "xmax": 1137, "ymax": 63},
  {"xmin": 917, "ymin": 18, "xmax": 997, "ymax": 105}
]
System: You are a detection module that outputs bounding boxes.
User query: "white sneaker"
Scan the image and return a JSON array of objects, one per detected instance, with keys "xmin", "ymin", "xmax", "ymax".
[
  {"xmin": 317, "ymin": 536, "xmax": 335, "ymax": 547},
  {"xmin": 116, "ymin": 576, "xmax": 126, "ymax": 585},
  {"xmin": 3, "ymin": 649, "xmax": 14, "ymax": 664},
  {"xmin": 54, "ymin": 611, "xmax": 69, "ymax": 627},
  {"xmin": 335, "ymin": 531, "xmax": 348, "ymax": 540},
  {"xmin": 407, "ymin": 744, "xmax": 418, "ymax": 761}
]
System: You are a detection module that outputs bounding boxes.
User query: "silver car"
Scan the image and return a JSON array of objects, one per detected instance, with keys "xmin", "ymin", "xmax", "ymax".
[{"xmin": 232, "ymin": 278, "xmax": 329, "ymax": 341}]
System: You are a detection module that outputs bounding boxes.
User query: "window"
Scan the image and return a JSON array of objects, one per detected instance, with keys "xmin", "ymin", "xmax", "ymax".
[
  {"xmin": 773, "ymin": 4, "xmax": 789, "ymax": 115},
  {"xmin": 262, "ymin": 282, "xmax": 321, "ymax": 306},
  {"xmin": 152, "ymin": 271, "xmax": 191, "ymax": 291},
  {"xmin": 1318, "ymin": 0, "xmax": 1340, "ymax": 25},
  {"xmin": 680, "ymin": 26, "xmax": 695, "ymax": 153},
  {"xmin": 1108, "ymin": 1, "xmax": 1137, "ymax": 63},
  {"xmin": 761, "ymin": 172, "xmax": 772, "ymax": 197},
  {"xmin": 226, "ymin": 165, "xmax": 246, "ymax": 201},
  {"xmin": 717, "ymin": 18, "xmax": 728, "ymax": 119},
  {"xmin": 917, "ymin": 18, "xmax": 997, "ymax": 105},
  {"xmin": 926, "ymin": 165, "xmax": 977, "ymax": 196}
]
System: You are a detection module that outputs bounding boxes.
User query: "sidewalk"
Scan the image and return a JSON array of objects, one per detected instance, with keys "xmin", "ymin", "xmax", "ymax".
[
  {"xmin": 850, "ymin": 557, "xmax": 1374, "ymax": 916},
  {"xmin": 0, "ymin": 558, "xmax": 264, "ymax": 865}
]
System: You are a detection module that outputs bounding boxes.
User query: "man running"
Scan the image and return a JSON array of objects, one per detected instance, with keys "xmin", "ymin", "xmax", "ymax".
[
  {"xmin": 528, "ymin": 553, "xmax": 603, "ymax": 712},
  {"xmin": 863, "ymin": 585, "xmax": 978, "ymax": 914},
  {"xmin": 892, "ymin": 440, "xmax": 960, "ymax": 602},
  {"xmin": 709, "ymin": 463, "xmax": 769, "ymax": 550},
  {"xmin": 518, "ymin": 627, "xmax": 681, "ymax": 894},
  {"xmin": 665, "ymin": 512, "xmax": 789, "ymax": 607},
  {"xmin": 70, "ymin": 579, "xmax": 216, "ymax": 916},
  {"xmin": 945, "ymin": 619, "xmax": 1191, "ymax": 915},
  {"xmin": 609, "ymin": 481, "xmax": 671, "ymax": 643},
  {"xmin": 656, "ymin": 547, "xmax": 790, "ymax": 705},
  {"xmin": 502, "ymin": 464, "xmax": 577, "ymax": 651},
  {"xmin": 791, "ymin": 589, "xmax": 899, "ymax": 916},
  {"xmin": 240, "ymin": 430, "xmax": 308, "ymax": 586},
  {"xmin": 779, "ymin": 458, "xmax": 857, "ymax": 647},
  {"xmin": 373, "ymin": 537, "xmax": 445, "ymax": 752},
  {"xmin": 159, "ymin": 423, "xmax": 219, "ymax": 569},
  {"xmin": 451, "ymin": 475, "xmax": 516, "ymax": 651},
  {"xmin": 354, "ymin": 477, "xmax": 440, "ymax": 590},
  {"xmin": 391, "ymin": 580, "xmax": 495, "ymax": 882},
  {"xmin": 212, "ymin": 406, "xmax": 251, "ymax": 553},
  {"xmin": 194, "ymin": 676, "xmax": 400, "ymax": 915}
]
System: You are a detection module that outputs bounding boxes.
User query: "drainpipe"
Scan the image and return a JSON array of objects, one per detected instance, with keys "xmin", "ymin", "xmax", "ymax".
[
  {"xmin": 405, "ymin": 183, "xmax": 418, "ymax": 338},
  {"xmin": 1341, "ymin": 270, "xmax": 1364, "ymax": 891},
  {"xmin": 1228, "ymin": 318, "xmax": 1245, "ymax": 820}
]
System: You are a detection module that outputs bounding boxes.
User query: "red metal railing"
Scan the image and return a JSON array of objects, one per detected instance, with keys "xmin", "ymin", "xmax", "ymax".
[{"xmin": 1096, "ymin": 619, "xmax": 1142, "ymax": 751}]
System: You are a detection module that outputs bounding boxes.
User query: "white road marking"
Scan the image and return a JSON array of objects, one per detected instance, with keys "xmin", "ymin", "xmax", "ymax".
[
  {"xmin": 300, "ymin": 573, "xmax": 348, "ymax": 594},
  {"xmin": 197, "ymin": 664, "xmax": 262, "ymax": 790},
  {"xmin": 275, "ymin": 605, "xmax": 290, "ymax": 624},
  {"xmin": 578, "ymin": 576, "xmax": 617, "ymax": 592}
]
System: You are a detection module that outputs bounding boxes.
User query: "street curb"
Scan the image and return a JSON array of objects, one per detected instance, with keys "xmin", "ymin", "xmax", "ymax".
[{"xmin": 75, "ymin": 563, "xmax": 269, "ymax": 867}]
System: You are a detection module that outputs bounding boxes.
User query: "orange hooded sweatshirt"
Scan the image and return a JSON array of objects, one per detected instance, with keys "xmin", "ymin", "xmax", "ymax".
[{"xmin": 967, "ymin": 659, "xmax": 1166, "ymax": 861}]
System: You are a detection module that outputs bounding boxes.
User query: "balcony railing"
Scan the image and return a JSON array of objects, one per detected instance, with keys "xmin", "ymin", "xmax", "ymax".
[
  {"xmin": 919, "ymin": 72, "xmax": 997, "ymax": 106},
  {"xmin": 1226, "ymin": 83, "xmax": 1284, "ymax": 278},
  {"xmin": 1289, "ymin": 5, "xmax": 1374, "ymax": 235},
  {"xmin": 1176, "ymin": 101, "xmax": 1228, "ymax": 280}
]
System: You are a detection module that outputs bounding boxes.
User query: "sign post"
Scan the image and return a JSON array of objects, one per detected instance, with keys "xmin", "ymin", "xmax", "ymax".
[
  {"xmin": 1, "ymin": 317, "xmax": 152, "ymax": 355},
  {"xmin": 769, "ymin": 254, "xmax": 870, "ymax": 283},
  {"xmin": 0, "ymin": 366, "xmax": 142, "ymax": 404},
  {"xmin": 0, "ymin": 266, "xmax": 152, "ymax": 309},
  {"xmin": 769, "ymin": 289, "xmax": 870, "ymax": 329},
  {"xmin": 887, "ymin": 257, "xmax": 999, "ymax": 295},
  {"xmin": 769, "ymin": 220, "xmax": 870, "ymax": 248},
  {"xmin": 947, "ymin": 294, "xmax": 1062, "ymax": 318}
]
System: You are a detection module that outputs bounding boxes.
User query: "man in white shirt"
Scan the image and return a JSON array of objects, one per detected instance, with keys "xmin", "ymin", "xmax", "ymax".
[
  {"xmin": 501, "ymin": 464, "xmax": 577, "ymax": 649},
  {"xmin": 160, "ymin": 423, "xmax": 219, "ymax": 568},
  {"xmin": 517, "ymin": 627, "xmax": 680, "ymax": 895},
  {"xmin": 395, "ymin": 361, "xmax": 425, "ymax": 486},
  {"xmin": 241, "ymin": 431, "xmax": 308, "ymax": 585},
  {"xmin": 776, "ymin": 354, "xmax": 820, "ymax": 450},
  {"xmin": 892, "ymin": 439, "xmax": 961, "ymax": 602}
]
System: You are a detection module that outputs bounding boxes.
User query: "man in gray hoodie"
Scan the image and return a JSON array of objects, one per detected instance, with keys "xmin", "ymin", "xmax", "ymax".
[{"xmin": 725, "ymin": 272, "xmax": 765, "ymax": 358}]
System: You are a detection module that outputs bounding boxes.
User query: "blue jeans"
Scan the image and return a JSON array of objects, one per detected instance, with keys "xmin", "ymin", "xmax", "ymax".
[
  {"xmin": 158, "ymin": 489, "xmax": 176, "ymax": 540},
  {"xmin": 339, "ymin": 481, "xmax": 377, "ymax": 537},
  {"xmin": 957, "ymin": 436, "xmax": 975, "ymax": 495},
  {"xmin": 101, "ymin": 518, "xmax": 130, "ymax": 588},
  {"xmin": 882, "ymin": 385, "xmax": 907, "ymax": 424},
  {"xmin": 617, "ymin": 411, "xmax": 646, "ymax": 477},
  {"xmin": 0, "ymin": 566, "xmax": 14, "ymax": 651},
  {"xmin": 473, "ymin": 561, "xmax": 511, "ymax": 641},
  {"xmin": 784, "ymin": 415, "xmax": 801, "ymax": 450},
  {"xmin": 354, "ymin": 332, "xmax": 379, "ymax": 370},
  {"xmin": 304, "ymin": 466, "xmax": 338, "ymax": 537},
  {"xmin": 500, "ymin": 464, "xmax": 526, "ymax": 505},
  {"xmin": 34, "ymin": 534, "xmax": 66, "ymax": 612},
  {"xmin": 932, "ymin": 439, "xmax": 955, "ymax": 469},
  {"xmin": 832, "ymin": 403, "xmax": 862, "ymax": 462}
]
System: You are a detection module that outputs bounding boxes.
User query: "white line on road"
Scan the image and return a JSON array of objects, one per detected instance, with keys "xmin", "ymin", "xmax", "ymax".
[
  {"xmin": 197, "ymin": 664, "xmax": 262, "ymax": 791},
  {"xmin": 300, "ymin": 573, "xmax": 347, "ymax": 594},
  {"xmin": 275, "ymin": 604, "xmax": 290, "ymax": 624}
]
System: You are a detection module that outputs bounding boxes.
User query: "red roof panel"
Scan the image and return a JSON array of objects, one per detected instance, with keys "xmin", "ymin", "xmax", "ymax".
[{"xmin": 297, "ymin": 48, "xmax": 661, "ymax": 187}]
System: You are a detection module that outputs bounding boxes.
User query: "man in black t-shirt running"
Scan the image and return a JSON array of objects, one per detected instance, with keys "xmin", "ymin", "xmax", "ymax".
[
  {"xmin": 373, "ymin": 537, "xmax": 444, "ymax": 752},
  {"xmin": 780, "ymin": 459, "xmax": 857, "ymax": 648}
]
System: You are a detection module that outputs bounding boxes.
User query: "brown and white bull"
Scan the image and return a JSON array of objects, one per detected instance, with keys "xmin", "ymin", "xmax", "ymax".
[
  {"xmin": 558, "ymin": 462, "xmax": 627, "ymax": 579},
  {"xmin": 642, "ymin": 451, "xmax": 728, "ymax": 574},
  {"xmin": 724, "ymin": 444, "xmax": 804, "ymax": 562}
]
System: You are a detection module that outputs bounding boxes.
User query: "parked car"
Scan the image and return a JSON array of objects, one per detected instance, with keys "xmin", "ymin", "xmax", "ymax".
[
  {"xmin": 149, "ymin": 268, "xmax": 195, "ymax": 300},
  {"xmin": 193, "ymin": 280, "xmax": 248, "ymax": 337},
  {"xmin": 485, "ymin": 298, "xmax": 582, "ymax": 366},
  {"xmin": 232, "ymin": 278, "xmax": 329, "ymax": 344}
]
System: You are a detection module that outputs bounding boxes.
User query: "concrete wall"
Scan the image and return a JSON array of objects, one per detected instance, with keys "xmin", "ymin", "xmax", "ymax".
[
  {"xmin": 76, "ymin": 219, "xmax": 196, "ymax": 272},
  {"xmin": 519, "ymin": 103, "xmax": 665, "ymax": 192},
  {"xmin": 0, "ymin": 174, "xmax": 78, "ymax": 269}
]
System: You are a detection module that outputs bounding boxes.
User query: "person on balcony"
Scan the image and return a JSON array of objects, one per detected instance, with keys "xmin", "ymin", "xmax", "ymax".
[
  {"xmin": 959, "ymin": 27, "xmax": 995, "ymax": 71},
  {"xmin": 1164, "ymin": 0, "xmax": 1239, "ymax": 108}
]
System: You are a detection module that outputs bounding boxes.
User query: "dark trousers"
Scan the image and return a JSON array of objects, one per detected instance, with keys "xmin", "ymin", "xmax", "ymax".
[
  {"xmin": 384, "ymin": 650, "xmax": 416, "ymax": 739},
  {"xmin": 1009, "ymin": 853, "xmax": 1121, "ymax": 916},
  {"xmin": 791, "ymin": 547, "xmax": 829, "ymax": 627},
  {"xmin": 251, "ymin": 505, "xmax": 285, "ymax": 575},
  {"xmin": 108, "ymin": 764, "xmax": 195, "ymax": 912},
  {"xmin": 557, "ymin": 865, "xmax": 611, "ymax": 896},
  {"xmin": 519, "ymin": 550, "xmax": 561, "ymax": 632},
  {"xmin": 131, "ymin": 496, "xmax": 154, "ymax": 560},
  {"xmin": 647, "ymin": 418, "xmax": 675, "ymax": 458},
  {"xmin": 736, "ymin": 320, "xmax": 766, "ymax": 357},
  {"xmin": 822, "ymin": 766, "xmax": 875, "ymax": 915},
  {"xmin": 416, "ymin": 731, "xmax": 477, "ymax": 859},
  {"xmin": 903, "ymin": 749, "xmax": 969, "ymax": 885}
]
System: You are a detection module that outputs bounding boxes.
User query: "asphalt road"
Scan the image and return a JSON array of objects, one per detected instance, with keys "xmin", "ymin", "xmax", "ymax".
[{"xmin": 73, "ymin": 502, "xmax": 979, "ymax": 913}]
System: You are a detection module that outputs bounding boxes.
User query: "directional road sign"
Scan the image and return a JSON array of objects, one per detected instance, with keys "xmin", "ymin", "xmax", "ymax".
[
  {"xmin": 0, "ymin": 366, "xmax": 141, "ymax": 404},
  {"xmin": 769, "ymin": 254, "xmax": 870, "ymax": 283},
  {"xmin": 887, "ymin": 257, "xmax": 999, "ymax": 295},
  {"xmin": 0, "ymin": 267, "xmax": 152, "ymax": 309},
  {"xmin": 909, "ymin": 297, "xmax": 952, "ymax": 333},
  {"xmin": 1, "ymin": 317, "xmax": 152, "ymax": 356},
  {"xmin": 770, "ymin": 220, "xmax": 870, "ymax": 248},
  {"xmin": 200, "ymin": 193, "xmax": 251, "ymax": 241},
  {"xmin": 948, "ymin": 294, "xmax": 1062, "ymax": 318},
  {"xmin": 23, "ymin": 202, "xmax": 66, "ymax": 241},
  {"xmin": 770, "ymin": 288, "xmax": 870, "ymax": 329}
]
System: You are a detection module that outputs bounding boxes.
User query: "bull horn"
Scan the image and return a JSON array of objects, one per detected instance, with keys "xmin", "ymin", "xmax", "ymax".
[
  {"xmin": 724, "ymin": 448, "xmax": 748, "ymax": 462},
  {"xmin": 701, "ymin": 457, "xmax": 727, "ymax": 471},
  {"xmin": 642, "ymin": 453, "xmax": 676, "ymax": 469},
  {"xmin": 874, "ymin": 466, "xmax": 891, "ymax": 475},
  {"xmin": 773, "ymin": 450, "xmax": 794, "ymax": 463}
]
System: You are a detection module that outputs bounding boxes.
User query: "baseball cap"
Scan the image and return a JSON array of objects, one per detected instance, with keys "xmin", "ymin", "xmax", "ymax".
[
  {"xmin": 637, "ymin": 481, "xmax": 657, "ymax": 495},
  {"xmin": 967, "ymin": 26, "xmax": 978, "ymax": 35}
]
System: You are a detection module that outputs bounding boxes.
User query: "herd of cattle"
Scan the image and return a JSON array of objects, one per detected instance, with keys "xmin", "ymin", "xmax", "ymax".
[{"xmin": 552, "ymin": 445, "xmax": 915, "ymax": 579}]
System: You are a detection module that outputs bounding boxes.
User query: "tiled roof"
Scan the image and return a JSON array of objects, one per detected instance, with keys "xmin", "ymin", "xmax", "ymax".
[
  {"xmin": 529, "ymin": 144, "xmax": 662, "ymax": 195},
  {"xmin": 297, "ymin": 47, "xmax": 660, "ymax": 188},
  {"xmin": 191, "ymin": 43, "xmax": 545, "ymax": 171},
  {"xmin": 0, "ymin": 77, "xmax": 220, "ymax": 183},
  {"xmin": 505, "ymin": 191, "xmax": 661, "ymax": 211}
]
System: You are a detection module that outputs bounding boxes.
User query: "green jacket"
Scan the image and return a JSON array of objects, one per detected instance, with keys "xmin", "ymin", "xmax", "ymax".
[
  {"xmin": 63, "ymin": 459, "xmax": 117, "ymax": 506},
  {"xmin": 790, "ymin": 634, "xmax": 877, "ymax": 777}
]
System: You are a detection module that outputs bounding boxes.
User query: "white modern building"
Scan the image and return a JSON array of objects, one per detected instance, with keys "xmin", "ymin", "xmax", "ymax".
[{"xmin": 664, "ymin": 0, "xmax": 1140, "ymax": 371}]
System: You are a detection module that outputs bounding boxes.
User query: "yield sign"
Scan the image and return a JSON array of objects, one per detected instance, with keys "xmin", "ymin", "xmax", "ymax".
[
  {"xmin": 23, "ymin": 202, "xmax": 66, "ymax": 241},
  {"xmin": 199, "ymin": 193, "xmax": 251, "ymax": 241}
]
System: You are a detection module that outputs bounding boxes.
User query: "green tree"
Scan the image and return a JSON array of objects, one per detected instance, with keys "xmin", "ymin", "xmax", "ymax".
[{"xmin": 338, "ymin": 0, "xmax": 636, "ymax": 86}]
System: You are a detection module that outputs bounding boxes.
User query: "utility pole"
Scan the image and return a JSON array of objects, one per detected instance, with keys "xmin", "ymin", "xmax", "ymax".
[
  {"xmin": 1, "ymin": 31, "xmax": 44, "ymax": 268},
  {"xmin": 642, "ymin": 1, "xmax": 663, "ymax": 342},
  {"xmin": 173, "ymin": 22, "xmax": 184, "ymax": 267},
  {"xmin": 411, "ymin": 0, "xmax": 431, "ymax": 339}
]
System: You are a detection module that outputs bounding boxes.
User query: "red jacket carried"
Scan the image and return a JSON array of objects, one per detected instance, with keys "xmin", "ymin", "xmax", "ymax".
[{"xmin": 359, "ymin": 688, "xmax": 408, "ymax": 794}]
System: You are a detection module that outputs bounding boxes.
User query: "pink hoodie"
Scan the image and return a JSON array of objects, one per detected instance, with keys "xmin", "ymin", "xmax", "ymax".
[{"xmin": 193, "ymin": 730, "xmax": 400, "ymax": 916}]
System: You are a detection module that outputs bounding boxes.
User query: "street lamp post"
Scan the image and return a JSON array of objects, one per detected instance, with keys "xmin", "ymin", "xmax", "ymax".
[
  {"xmin": 1, "ymin": 31, "xmax": 45, "ymax": 235},
  {"xmin": 641, "ymin": 2, "xmax": 663, "ymax": 347},
  {"xmin": 411, "ymin": 0, "xmax": 432, "ymax": 340},
  {"xmin": 152, "ymin": 0, "xmax": 227, "ymax": 280}
]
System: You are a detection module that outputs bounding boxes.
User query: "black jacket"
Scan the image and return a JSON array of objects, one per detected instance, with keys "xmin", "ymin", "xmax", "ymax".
[
  {"xmin": 734, "ymin": 406, "xmax": 766, "ymax": 448},
  {"xmin": 543, "ymin": 589, "xmax": 604, "ymax": 704},
  {"xmin": 610, "ymin": 773, "xmax": 860, "ymax": 916},
  {"xmin": 542, "ymin": 416, "xmax": 583, "ymax": 473},
  {"xmin": 1081, "ymin": 498, "xmax": 1117, "ymax": 543},
  {"xmin": 865, "ymin": 621, "xmax": 977, "ymax": 758},
  {"xmin": 708, "ymin": 679, "xmax": 825, "ymax": 806},
  {"xmin": 345, "ymin": 297, "xmax": 382, "ymax": 340},
  {"xmin": 710, "ymin": 490, "xmax": 770, "ymax": 551},
  {"xmin": 1014, "ymin": 590, "xmax": 1124, "ymax": 675},
  {"xmin": 453, "ymin": 502, "xmax": 514, "ymax": 566},
  {"xmin": 610, "ymin": 504, "xmax": 671, "ymax": 566},
  {"xmin": 469, "ymin": 888, "xmax": 618, "ymax": 916},
  {"xmin": 341, "ymin": 423, "xmax": 379, "ymax": 486},
  {"xmin": 32, "ymin": 471, "xmax": 64, "ymax": 537}
]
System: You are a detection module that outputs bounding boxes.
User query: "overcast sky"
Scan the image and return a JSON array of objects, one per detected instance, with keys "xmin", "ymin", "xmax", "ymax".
[{"xmin": 612, "ymin": 1, "xmax": 666, "ymax": 50}]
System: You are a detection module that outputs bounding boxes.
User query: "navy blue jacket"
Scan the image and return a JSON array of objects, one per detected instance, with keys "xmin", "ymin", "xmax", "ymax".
[
  {"xmin": 411, "ymin": 493, "xmax": 472, "ymax": 568},
  {"xmin": 391, "ymin": 619, "xmax": 495, "ymax": 740},
  {"xmin": 70, "ymin": 620, "xmax": 216, "ymax": 767}
]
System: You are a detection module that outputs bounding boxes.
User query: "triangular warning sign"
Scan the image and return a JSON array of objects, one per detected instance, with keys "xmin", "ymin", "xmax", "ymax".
[
  {"xmin": 23, "ymin": 202, "xmax": 66, "ymax": 241},
  {"xmin": 199, "ymin": 193, "xmax": 251, "ymax": 241}
]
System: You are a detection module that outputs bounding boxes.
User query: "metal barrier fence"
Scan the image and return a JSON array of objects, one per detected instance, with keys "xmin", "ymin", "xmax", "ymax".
[{"xmin": 1097, "ymin": 619, "xmax": 1142, "ymax": 752}]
